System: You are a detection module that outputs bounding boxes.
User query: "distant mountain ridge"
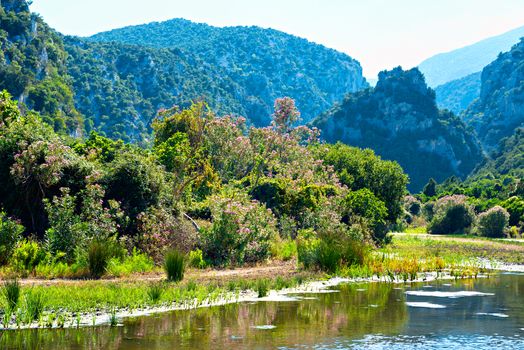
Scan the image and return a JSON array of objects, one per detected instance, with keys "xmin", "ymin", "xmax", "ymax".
[
  {"xmin": 88, "ymin": 18, "xmax": 368, "ymax": 127},
  {"xmin": 419, "ymin": 25, "xmax": 524, "ymax": 87},
  {"xmin": 434, "ymin": 72, "xmax": 481, "ymax": 115}
]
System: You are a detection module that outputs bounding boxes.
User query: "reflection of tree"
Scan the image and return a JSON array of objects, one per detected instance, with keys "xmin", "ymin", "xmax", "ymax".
[
  {"xmin": 0, "ymin": 283, "xmax": 408, "ymax": 349},
  {"xmin": 4, "ymin": 276, "xmax": 524, "ymax": 348}
]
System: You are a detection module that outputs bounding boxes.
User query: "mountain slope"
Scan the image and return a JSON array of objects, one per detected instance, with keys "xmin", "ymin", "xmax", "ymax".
[
  {"xmin": 435, "ymin": 72, "xmax": 481, "ymax": 115},
  {"xmin": 89, "ymin": 18, "xmax": 368, "ymax": 126},
  {"xmin": 463, "ymin": 39, "xmax": 524, "ymax": 150},
  {"xmin": 0, "ymin": 0, "xmax": 81, "ymax": 133},
  {"xmin": 419, "ymin": 25, "xmax": 524, "ymax": 87},
  {"xmin": 64, "ymin": 37, "xmax": 244, "ymax": 143},
  {"xmin": 313, "ymin": 67, "xmax": 484, "ymax": 192}
]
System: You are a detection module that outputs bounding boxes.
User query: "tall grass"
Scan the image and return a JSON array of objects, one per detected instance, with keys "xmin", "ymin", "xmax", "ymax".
[
  {"xmin": 256, "ymin": 279, "xmax": 270, "ymax": 298},
  {"xmin": 88, "ymin": 241, "xmax": 112, "ymax": 279},
  {"xmin": 164, "ymin": 249, "xmax": 185, "ymax": 282},
  {"xmin": 23, "ymin": 289, "xmax": 45, "ymax": 323},
  {"xmin": 2, "ymin": 279, "xmax": 20, "ymax": 312}
]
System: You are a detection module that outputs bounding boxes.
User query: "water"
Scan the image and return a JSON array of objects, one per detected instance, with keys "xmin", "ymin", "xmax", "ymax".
[{"xmin": 1, "ymin": 273, "xmax": 524, "ymax": 349}]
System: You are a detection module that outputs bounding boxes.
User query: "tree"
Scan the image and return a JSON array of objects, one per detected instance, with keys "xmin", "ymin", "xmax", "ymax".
[
  {"xmin": 272, "ymin": 97, "xmax": 300, "ymax": 132},
  {"xmin": 423, "ymin": 178, "xmax": 437, "ymax": 197}
]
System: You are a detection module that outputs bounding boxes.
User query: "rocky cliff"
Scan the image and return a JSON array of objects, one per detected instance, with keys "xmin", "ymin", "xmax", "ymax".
[{"xmin": 313, "ymin": 67, "xmax": 484, "ymax": 191}]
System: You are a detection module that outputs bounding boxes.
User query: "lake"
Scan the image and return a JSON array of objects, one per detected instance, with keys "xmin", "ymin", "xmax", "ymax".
[{"xmin": 1, "ymin": 273, "xmax": 523, "ymax": 349}]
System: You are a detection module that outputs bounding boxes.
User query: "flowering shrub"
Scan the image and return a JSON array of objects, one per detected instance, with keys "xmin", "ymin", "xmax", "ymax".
[
  {"xmin": 428, "ymin": 195, "xmax": 475, "ymax": 234},
  {"xmin": 137, "ymin": 207, "xmax": 197, "ymax": 263},
  {"xmin": 201, "ymin": 194, "xmax": 277, "ymax": 266},
  {"xmin": 476, "ymin": 206, "xmax": 509, "ymax": 238}
]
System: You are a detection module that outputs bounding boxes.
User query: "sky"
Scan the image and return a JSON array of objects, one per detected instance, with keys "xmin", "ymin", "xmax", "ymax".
[{"xmin": 30, "ymin": 0, "xmax": 524, "ymax": 79}]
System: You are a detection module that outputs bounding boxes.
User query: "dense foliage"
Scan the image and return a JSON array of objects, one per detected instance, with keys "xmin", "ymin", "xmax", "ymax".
[
  {"xmin": 0, "ymin": 92, "xmax": 408, "ymax": 276},
  {"xmin": 0, "ymin": 0, "xmax": 81, "ymax": 134},
  {"xmin": 313, "ymin": 67, "xmax": 484, "ymax": 191}
]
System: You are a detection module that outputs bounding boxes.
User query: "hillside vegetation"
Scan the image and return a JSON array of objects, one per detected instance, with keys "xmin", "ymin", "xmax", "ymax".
[
  {"xmin": 89, "ymin": 18, "xmax": 368, "ymax": 127},
  {"xmin": 313, "ymin": 67, "xmax": 484, "ymax": 192}
]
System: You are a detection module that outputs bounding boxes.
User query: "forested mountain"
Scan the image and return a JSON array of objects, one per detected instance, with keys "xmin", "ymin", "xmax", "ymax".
[
  {"xmin": 88, "ymin": 18, "xmax": 368, "ymax": 126},
  {"xmin": 435, "ymin": 72, "xmax": 481, "ymax": 115},
  {"xmin": 463, "ymin": 39, "xmax": 524, "ymax": 150},
  {"xmin": 473, "ymin": 128, "xmax": 524, "ymax": 179},
  {"xmin": 0, "ymin": 0, "xmax": 81, "ymax": 134},
  {"xmin": 419, "ymin": 25, "xmax": 524, "ymax": 87},
  {"xmin": 64, "ymin": 37, "xmax": 244, "ymax": 143},
  {"xmin": 313, "ymin": 67, "xmax": 484, "ymax": 192}
]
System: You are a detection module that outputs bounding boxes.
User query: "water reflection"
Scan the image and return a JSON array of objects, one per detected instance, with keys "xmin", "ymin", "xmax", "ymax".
[{"xmin": 1, "ymin": 275, "xmax": 524, "ymax": 349}]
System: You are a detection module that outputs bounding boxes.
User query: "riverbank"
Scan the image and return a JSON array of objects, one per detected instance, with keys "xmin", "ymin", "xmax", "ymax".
[{"xmin": 1, "ymin": 233, "xmax": 523, "ymax": 330}]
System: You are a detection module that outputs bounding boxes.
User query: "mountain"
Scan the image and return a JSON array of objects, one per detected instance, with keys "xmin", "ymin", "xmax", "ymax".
[
  {"xmin": 64, "ymin": 37, "xmax": 245, "ymax": 143},
  {"xmin": 434, "ymin": 72, "xmax": 481, "ymax": 115},
  {"xmin": 312, "ymin": 67, "xmax": 484, "ymax": 192},
  {"xmin": 473, "ymin": 128, "xmax": 524, "ymax": 178},
  {"xmin": 88, "ymin": 18, "xmax": 368, "ymax": 126},
  {"xmin": 418, "ymin": 25, "xmax": 524, "ymax": 87},
  {"xmin": 463, "ymin": 39, "xmax": 524, "ymax": 150},
  {"xmin": 0, "ymin": 0, "xmax": 81, "ymax": 133}
]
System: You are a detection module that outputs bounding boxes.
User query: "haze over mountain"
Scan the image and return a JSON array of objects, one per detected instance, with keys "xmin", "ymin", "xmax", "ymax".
[
  {"xmin": 419, "ymin": 25, "xmax": 524, "ymax": 87},
  {"xmin": 434, "ymin": 72, "xmax": 481, "ymax": 115}
]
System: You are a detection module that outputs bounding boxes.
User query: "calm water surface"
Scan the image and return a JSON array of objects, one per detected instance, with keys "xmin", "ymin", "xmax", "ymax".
[{"xmin": 1, "ymin": 273, "xmax": 523, "ymax": 349}]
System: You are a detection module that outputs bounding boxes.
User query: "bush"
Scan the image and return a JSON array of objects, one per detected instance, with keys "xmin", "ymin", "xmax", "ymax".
[
  {"xmin": 270, "ymin": 239, "xmax": 297, "ymax": 261},
  {"xmin": 0, "ymin": 212, "xmax": 24, "ymax": 266},
  {"xmin": 106, "ymin": 248, "xmax": 155, "ymax": 277},
  {"xmin": 188, "ymin": 249, "xmax": 206, "ymax": 269},
  {"xmin": 87, "ymin": 240, "xmax": 112, "ymax": 279},
  {"xmin": 343, "ymin": 189, "xmax": 388, "ymax": 243},
  {"xmin": 404, "ymin": 195, "xmax": 422, "ymax": 216},
  {"xmin": 296, "ymin": 229, "xmax": 321, "ymax": 269},
  {"xmin": 428, "ymin": 195, "xmax": 475, "ymax": 234},
  {"xmin": 501, "ymin": 196, "xmax": 524, "ymax": 226},
  {"xmin": 201, "ymin": 194, "xmax": 277, "ymax": 266},
  {"xmin": 476, "ymin": 206, "xmax": 509, "ymax": 238},
  {"xmin": 137, "ymin": 207, "xmax": 197, "ymax": 263},
  {"xmin": 164, "ymin": 249, "xmax": 185, "ymax": 282},
  {"xmin": 11, "ymin": 240, "xmax": 46, "ymax": 272},
  {"xmin": 297, "ymin": 217, "xmax": 369, "ymax": 273}
]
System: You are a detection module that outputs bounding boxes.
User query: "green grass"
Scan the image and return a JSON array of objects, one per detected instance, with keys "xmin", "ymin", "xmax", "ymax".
[
  {"xmin": 164, "ymin": 250, "xmax": 185, "ymax": 282},
  {"xmin": 147, "ymin": 282, "xmax": 165, "ymax": 303},
  {"xmin": 2, "ymin": 279, "xmax": 20, "ymax": 312},
  {"xmin": 384, "ymin": 234, "xmax": 524, "ymax": 264},
  {"xmin": 404, "ymin": 226, "xmax": 427, "ymax": 234},
  {"xmin": 23, "ymin": 289, "xmax": 45, "ymax": 323}
]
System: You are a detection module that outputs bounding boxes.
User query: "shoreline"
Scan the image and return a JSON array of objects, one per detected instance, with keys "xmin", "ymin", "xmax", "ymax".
[{"xmin": 0, "ymin": 268, "xmax": 496, "ymax": 331}]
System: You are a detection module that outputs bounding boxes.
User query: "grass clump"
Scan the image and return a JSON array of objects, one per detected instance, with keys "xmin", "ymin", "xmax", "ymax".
[
  {"xmin": 147, "ymin": 282, "xmax": 165, "ymax": 303},
  {"xmin": 87, "ymin": 241, "xmax": 112, "ymax": 279},
  {"xmin": 23, "ymin": 289, "xmax": 45, "ymax": 323},
  {"xmin": 2, "ymin": 279, "xmax": 20, "ymax": 312},
  {"xmin": 256, "ymin": 278, "xmax": 270, "ymax": 298},
  {"xmin": 164, "ymin": 249, "xmax": 185, "ymax": 282}
]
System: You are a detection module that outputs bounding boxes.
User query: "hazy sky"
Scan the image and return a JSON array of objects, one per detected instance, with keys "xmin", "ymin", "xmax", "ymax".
[{"xmin": 30, "ymin": 0, "xmax": 524, "ymax": 79}]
